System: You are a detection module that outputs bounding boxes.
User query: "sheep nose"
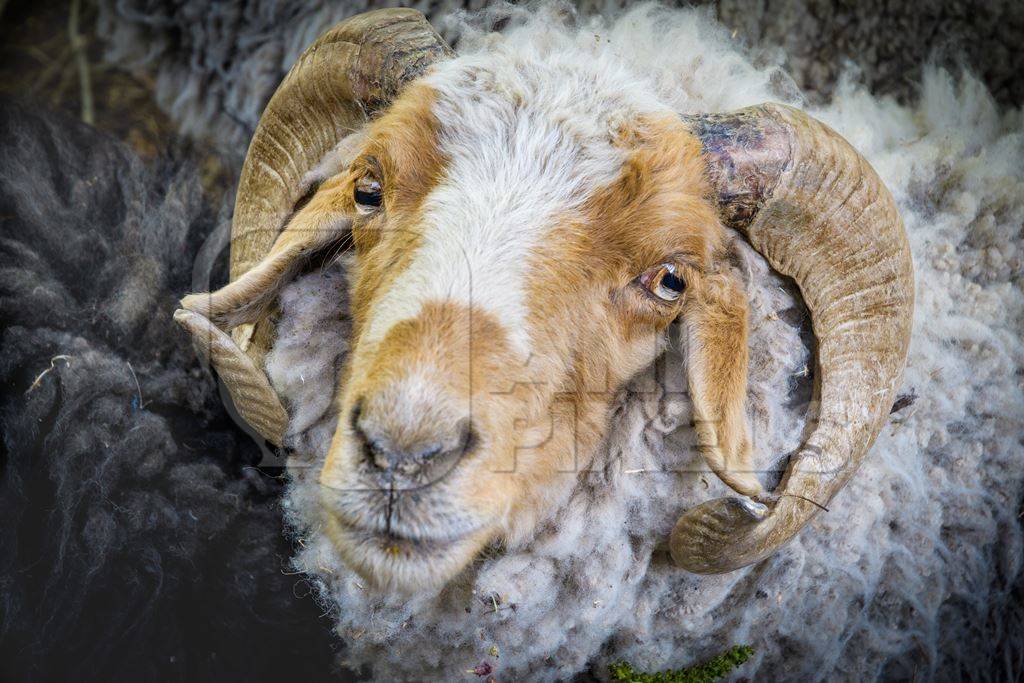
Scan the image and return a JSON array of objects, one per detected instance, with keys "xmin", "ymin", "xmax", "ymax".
[{"xmin": 350, "ymin": 398, "xmax": 475, "ymax": 485}]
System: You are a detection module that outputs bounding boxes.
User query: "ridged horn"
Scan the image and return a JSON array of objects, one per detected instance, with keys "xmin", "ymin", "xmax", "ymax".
[
  {"xmin": 231, "ymin": 8, "xmax": 453, "ymax": 282},
  {"xmin": 670, "ymin": 103, "xmax": 914, "ymax": 573},
  {"xmin": 175, "ymin": 9, "xmax": 452, "ymax": 445}
]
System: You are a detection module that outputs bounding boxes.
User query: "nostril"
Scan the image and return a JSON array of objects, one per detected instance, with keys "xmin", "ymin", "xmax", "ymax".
[
  {"xmin": 349, "ymin": 397, "xmax": 364, "ymax": 431},
  {"xmin": 350, "ymin": 399, "xmax": 393, "ymax": 472},
  {"xmin": 456, "ymin": 418, "xmax": 477, "ymax": 457},
  {"xmin": 361, "ymin": 440, "xmax": 392, "ymax": 474},
  {"xmin": 401, "ymin": 418, "xmax": 476, "ymax": 479},
  {"xmin": 360, "ymin": 435, "xmax": 393, "ymax": 473}
]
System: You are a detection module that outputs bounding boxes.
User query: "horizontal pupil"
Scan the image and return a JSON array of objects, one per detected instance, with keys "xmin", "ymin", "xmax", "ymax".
[
  {"xmin": 660, "ymin": 270, "xmax": 685, "ymax": 292},
  {"xmin": 354, "ymin": 188, "xmax": 382, "ymax": 206}
]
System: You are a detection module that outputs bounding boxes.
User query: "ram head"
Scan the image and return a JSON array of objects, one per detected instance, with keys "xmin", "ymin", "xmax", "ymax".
[{"xmin": 175, "ymin": 9, "xmax": 913, "ymax": 593}]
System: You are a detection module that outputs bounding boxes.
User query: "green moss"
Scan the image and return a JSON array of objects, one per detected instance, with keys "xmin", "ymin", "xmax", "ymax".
[{"xmin": 608, "ymin": 645, "xmax": 754, "ymax": 683}]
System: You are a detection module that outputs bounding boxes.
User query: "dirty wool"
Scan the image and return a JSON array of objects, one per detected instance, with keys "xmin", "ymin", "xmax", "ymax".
[{"xmin": 266, "ymin": 5, "xmax": 1024, "ymax": 681}]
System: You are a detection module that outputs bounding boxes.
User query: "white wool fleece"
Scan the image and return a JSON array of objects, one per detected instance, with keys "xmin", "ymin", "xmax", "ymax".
[{"xmin": 266, "ymin": 4, "xmax": 1024, "ymax": 680}]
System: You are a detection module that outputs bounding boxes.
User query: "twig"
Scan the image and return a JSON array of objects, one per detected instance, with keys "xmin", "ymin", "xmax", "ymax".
[
  {"xmin": 68, "ymin": 0, "xmax": 94, "ymax": 125},
  {"xmin": 51, "ymin": 66, "xmax": 76, "ymax": 107},
  {"xmin": 28, "ymin": 46, "xmax": 73, "ymax": 97},
  {"xmin": 780, "ymin": 493, "xmax": 829, "ymax": 512},
  {"xmin": 25, "ymin": 355, "xmax": 73, "ymax": 394}
]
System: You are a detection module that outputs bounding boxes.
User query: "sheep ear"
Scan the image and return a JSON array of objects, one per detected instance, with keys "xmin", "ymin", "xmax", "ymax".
[
  {"xmin": 681, "ymin": 269, "xmax": 763, "ymax": 496},
  {"xmin": 180, "ymin": 187, "xmax": 352, "ymax": 330}
]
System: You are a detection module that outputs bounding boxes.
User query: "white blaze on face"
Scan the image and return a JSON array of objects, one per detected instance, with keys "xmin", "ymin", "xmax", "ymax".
[{"xmin": 361, "ymin": 54, "xmax": 664, "ymax": 358}]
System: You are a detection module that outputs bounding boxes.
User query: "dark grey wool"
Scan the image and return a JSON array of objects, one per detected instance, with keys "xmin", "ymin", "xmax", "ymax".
[{"xmin": 0, "ymin": 100, "xmax": 339, "ymax": 682}]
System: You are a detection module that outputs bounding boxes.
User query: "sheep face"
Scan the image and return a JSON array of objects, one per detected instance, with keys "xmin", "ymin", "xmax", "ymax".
[{"xmin": 316, "ymin": 60, "xmax": 738, "ymax": 593}]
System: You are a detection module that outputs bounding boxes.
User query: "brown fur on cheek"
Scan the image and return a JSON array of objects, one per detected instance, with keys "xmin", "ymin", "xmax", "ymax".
[
  {"xmin": 361, "ymin": 84, "xmax": 447, "ymax": 215},
  {"xmin": 589, "ymin": 114, "xmax": 724, "ymax": 272},
  {"xmin": 478, "ymin": 118, "xmax": 737, "ymax": 537},
  {"xmin": 525, "ymin": 115, "xmax": 727, "ymax": 400},
  {"xmin": 317, "ymin": 85, "xmax": 448, "ymax": 323}
]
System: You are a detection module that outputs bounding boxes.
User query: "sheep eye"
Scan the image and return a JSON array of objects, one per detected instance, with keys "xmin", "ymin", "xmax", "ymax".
[
  {"xmin": 354, "ymin": 175, "xmax": 383, "ymax": 213},
  {"xmin": 640, "ymin": 263, "xmax": 686, "ymax": 302}
]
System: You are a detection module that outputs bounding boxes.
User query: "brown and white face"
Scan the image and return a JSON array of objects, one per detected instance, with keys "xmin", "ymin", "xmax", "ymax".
[
  {"xmin": 175, "ymin": 10, "xmax": 912, "ymax": 598},
  {"xmin": 313, "ymin": 63, "xmax": 755, "ymax": 592}
]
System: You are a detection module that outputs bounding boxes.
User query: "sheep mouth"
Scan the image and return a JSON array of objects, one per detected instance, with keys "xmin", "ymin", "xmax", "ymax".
[
  {"xmin": 327, "ymin": 509, "xmax": 486, "ymax": 558},
  {"xmin": 318, "ymin": 484, "xmax": 491, "ymax": 588},
  {"xmin": 322, "ymin": 510, "xmax": 491, "ymax": 591},
  {"xmin": 319, "ymin": 483, "xmax": 486, "ymax": 542}
]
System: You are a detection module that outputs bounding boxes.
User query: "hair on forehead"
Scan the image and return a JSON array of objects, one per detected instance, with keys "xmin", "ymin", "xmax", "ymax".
[{"xmin": 417, "ymin": 43, "xmax": 676, "ymax": 188}]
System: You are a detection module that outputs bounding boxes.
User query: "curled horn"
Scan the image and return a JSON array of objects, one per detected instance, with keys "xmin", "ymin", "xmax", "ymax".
[
  {"xmin": 671, "ymin": 104, "xmax": 914, "ymax": 573},
  {"xmin": 175, "ymin": 9, "xmax": 452, "ymax": 445}
]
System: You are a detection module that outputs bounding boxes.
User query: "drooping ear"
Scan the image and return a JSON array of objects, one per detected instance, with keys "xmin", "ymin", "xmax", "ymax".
[
  {"xmin": 180, "ymin": 180, "xmax": 353, "ymax": 330},
  {"xmin": 680, "ymin": 268, "xmax": 763, "ymax": 497}
]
